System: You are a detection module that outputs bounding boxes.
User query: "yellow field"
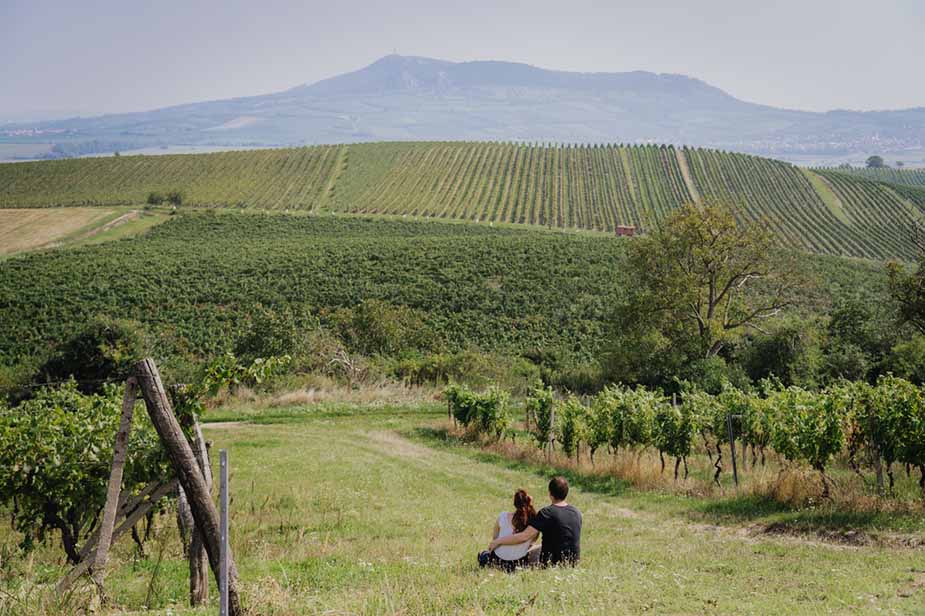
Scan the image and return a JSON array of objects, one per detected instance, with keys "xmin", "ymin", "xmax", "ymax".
[{"xmin": 0, "ymin": 207, "xmax": 164, "ymax": 256}]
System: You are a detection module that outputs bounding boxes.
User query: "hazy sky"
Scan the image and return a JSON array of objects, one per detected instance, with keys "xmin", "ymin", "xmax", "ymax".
[{"xmin": 2, "ymin": 0, "xmax": 923, "ymax": 119}]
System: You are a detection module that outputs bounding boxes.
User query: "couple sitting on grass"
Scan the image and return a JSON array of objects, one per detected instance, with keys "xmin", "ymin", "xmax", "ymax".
[{"xmin": 478, "ymin": 476, "xmax": 581, "ymax": 571}]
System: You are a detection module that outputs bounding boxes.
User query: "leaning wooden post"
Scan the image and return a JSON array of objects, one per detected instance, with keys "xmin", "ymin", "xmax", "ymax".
[
  {"xmin": 188, "ymin": 421, "xmax": 212, "ymax": 606},
  {"xmin": 90, "ymin": 377, "xmax": 138, "ymax": 593},
  {"xmin": 56, "ymin": 378, "xmax": 138, "ymax": 597},
  {"xmin": 134, "ymin": 359, "xmax": 242, "ymax": 616}
]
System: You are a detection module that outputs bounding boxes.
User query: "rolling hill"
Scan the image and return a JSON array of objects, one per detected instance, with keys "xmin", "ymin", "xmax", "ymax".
[
  {"xmin": 2, "ymin": 55, "xmax": 924, "ymax": 162},
  {"xmin": 0, "ymin": 142, "xmax": 921, "ymax": 261}
]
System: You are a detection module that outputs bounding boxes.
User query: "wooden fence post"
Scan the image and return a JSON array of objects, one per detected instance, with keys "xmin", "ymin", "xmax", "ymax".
[
  {"xmin": 89, "ymin": 377, "xmax": 138, "ymax": 593},
  {"xmin": 188, "ymin": 421, "xmax": 212, "ymax": 606},
  {"xmin": 220, "ymin": 449, "xmax": 230, "ymax": 616},
  {"xmin": 134, "ymin": 359, "xmax": 241, "ymax": 616}
]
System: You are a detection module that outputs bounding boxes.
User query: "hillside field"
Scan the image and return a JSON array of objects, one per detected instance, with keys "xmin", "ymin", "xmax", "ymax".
[
  {"xmin": 0, "ymin": 142, "xmax": 922, "ymax": 260},
  {"xmin": 0, "ymin": 211, "xmax": 888, "ymax": 367},
  {"xmin": 6, "ymin": 403, "xmax": 923, "ymax": 615}
]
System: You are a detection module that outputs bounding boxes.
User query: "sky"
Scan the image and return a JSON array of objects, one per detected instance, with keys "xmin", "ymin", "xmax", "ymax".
[{"xmin": 1, "ymin": 0, "xmax": 923, "ymax": 120}]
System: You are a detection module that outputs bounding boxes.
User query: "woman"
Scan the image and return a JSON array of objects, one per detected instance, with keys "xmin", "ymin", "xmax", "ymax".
[{"xmin": 478, "ymin": 489, "xmax": 537, "ymax": 571}]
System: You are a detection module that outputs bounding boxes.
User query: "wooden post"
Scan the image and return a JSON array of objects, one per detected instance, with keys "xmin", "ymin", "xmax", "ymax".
[
  {"xmin": 57, "ymin": 480, "xmax": 177, "ymax": 594},
  {"xmin": 220, "ymin": 449, "xmax": 230, "ymax": 616},
  {"xmin": 189, "ymin": 421, "xmax": 212, "ymax": 606},
  {"xmin": 726, "ymin": 414, "xmax": 739, "ymax": 490},
  {"xmin": 134, "ymin": 359, "xmax": 241, "ymax": 615},
  {"xmin": 90, "ymin": 377, "xmax": 138, "ymax": 593}
]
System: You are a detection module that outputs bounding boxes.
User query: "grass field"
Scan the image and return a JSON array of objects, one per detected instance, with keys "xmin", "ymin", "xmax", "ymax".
[
  {"xmin": 5, "ymin": 402, "xmax": 923, "ymax": 615},
  {"xmin": 1, "ymin": 142, "xmax": 923, "ymax": 260},
  {"xmin": 0, "ymin": 207, "xmax": 169, "ymax": 257}
]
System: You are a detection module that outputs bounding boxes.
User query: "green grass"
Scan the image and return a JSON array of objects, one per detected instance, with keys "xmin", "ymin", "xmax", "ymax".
[
  {"xmin": 0, "ymin": 142, "xmax": 919, "ymax": 259},
  {"xmin": 5, "ymin": 403, "xmax": 924, "ymax": 615}
]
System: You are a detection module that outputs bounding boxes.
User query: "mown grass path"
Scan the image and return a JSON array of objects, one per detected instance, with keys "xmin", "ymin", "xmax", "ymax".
[{"xmin": 131, "ymin": 406, "xmax": 925, "ymax": 615}]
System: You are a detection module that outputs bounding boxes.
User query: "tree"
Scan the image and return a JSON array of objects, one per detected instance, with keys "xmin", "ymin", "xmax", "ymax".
[
  {"xmin": 34, "ymin": 316, "xmax": 148, "ymax": 395},
  {"xmin": 866, "ymin": 155, "xmax": 886, "ymax": 169},
  {"xmin": 897, "ymin": 161, "xmax": 905, "ymax": 168},
  {"xmin": 147, "ymin": 191, "xmax": 165, "ymax": 205},
  {"xmin": 889, "ymin": 260, "xmax": 925, "ymax": 334},
  {"xmin": 166, "ymin": 190, "xmax": 184, "ymax": 206},
  {"xmin": 617, "ymin": 202, "xmax": 796, "ymax": 359}
]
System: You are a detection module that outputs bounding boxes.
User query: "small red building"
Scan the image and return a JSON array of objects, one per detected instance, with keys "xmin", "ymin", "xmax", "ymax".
[{"xmin": 615, "ymin": 225, "xmax": 636, "ymax": 237}]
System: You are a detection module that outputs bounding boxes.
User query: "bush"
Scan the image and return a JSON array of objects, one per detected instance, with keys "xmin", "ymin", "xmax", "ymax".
[
  {"xmin": 234, "ymin": 305, "xmax": 318, "ymax": 367},
  {"xmin": 392, "ymin": 351, "xmax": 539, "ymax": 394},
  {"xmin": 881, "ymin": 336, "xmax": 925, "ymax": 384},
  {"xmin": 146, "ymin": 191, "xmax": 165, "ymax": 205},
  {"xmin": 444, "ymin": 384, "xmax": 510, "ymax": 439},
  {"xmin": 330, "ymin": 300, "xmax": 437, "ymax": 357},
  {"xmin": 166, "ymin": 190, "xmax": 184, "ymax": 206},
  {"xmin": 34, "ymin": 316, "xmax": 148, "ymax": 394},
  {"xmin": 0, "ymin": 383, "xmax": 169, "ymax": 563},
  {"xmin": 526, "ymin": 383, "xmax": 556, "ymax": 448}
]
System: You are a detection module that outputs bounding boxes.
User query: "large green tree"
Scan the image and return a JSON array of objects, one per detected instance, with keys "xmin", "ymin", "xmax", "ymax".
[{"xmin": 616, "ymin": 202, "xmax": 796, "ymax": 360}]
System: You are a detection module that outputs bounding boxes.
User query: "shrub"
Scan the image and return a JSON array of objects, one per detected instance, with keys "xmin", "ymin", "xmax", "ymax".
[
  {"xmin": 34, "ymin": 316, "xmax": 148, "ymax": 395},
  {"xmin": 526, "ymin": 383, "xmax": 555, "ymax": 448},
  {"xmin": 0, "ymin": 383, "xmax": 169, "ymax": 563},
  {"xmin": 331, "ymin": 300, "xmax": 437, "ymax": 357}
]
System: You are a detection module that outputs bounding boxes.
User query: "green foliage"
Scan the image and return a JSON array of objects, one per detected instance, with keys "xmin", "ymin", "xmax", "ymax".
[
  {"xmin": 203, "ymin": 352, "xmax": 291, "ymax": 394},
  {"xmin": 526, "ymin": 384, "xmax": 556, "ymax": 448},
  {"xmin": 33, "ymin": 316, "xmax": 148, "ymax": 395},
  {"xmin": 653, "ymin": 402, "xmax": 696, "ymax": 461},
  {"xmin": 331, "ymin": 299, "xmax": 436, "ymax": 357},
  {"xmin": 394, "ymin": 351, "xmax": 540, "ymax": 394},
  {"xmin": 233, "ymin": 305, "xmax": 318, "ymax": 364},
  {"xmin": 619, "ymin": 201, "xmax": 790, "ymax": 359},
  {"xmin": 866, "ymin": 156, "xmax": 886, "ymax": 169},
  {"xmin": 146, "ymin": 191, "xmax": 165, "ymax": 205},
  {"xmin": 444, "ymin": 384, "xmax": 510, "ymax": 439},
  {"xmin": 742, "ymin": 320, "xmax": 822, "ymax": 387},
  {"xmin": 882, "ymin": 336, "xmax": 925, "ymax": 384},
  {"xmin": 827, "ymin": 166, "xmax": 925, "ymax": 187},
  {"xmin": 0, "ymin": 142, "xmax": 917, "ymax": 259},
  {"xmin": 0, "ymin": 382, "xmax": 169, "ymax": 563},
  {"xmin": 889, "ymin": 260, "xmax": 925, "ymax": 336},
  {"xmin": 165, "ymin": 190, "xmax": 184, "ymax": 206},
  {"xmin": 0, "ymin": 214, "xmax": 626, "ymax": 367},
  {"xmin": 556, "ymin": 396, "xmax": 587, "ymax": 459}
]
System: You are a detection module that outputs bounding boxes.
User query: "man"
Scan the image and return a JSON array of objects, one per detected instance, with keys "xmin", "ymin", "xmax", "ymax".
[{"xmin": 488, "ymin": 476, "xmax": 581, "ymax": 566}]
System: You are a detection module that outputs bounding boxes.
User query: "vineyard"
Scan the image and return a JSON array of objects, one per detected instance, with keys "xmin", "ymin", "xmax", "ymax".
[
  {"xmin": 0, "ymin": 212, "xmax": 887, "ymax": 367},
  {"xmin": 448, "ymin": 375, "xmax": 925, "ymax": 499},
  {"xmin": 827, "ymin": 166, "xmax": 925, "ymax": 187},
  {"xmin": 0, "ymin": 142, "xmax": 922, "ymax": 260}
]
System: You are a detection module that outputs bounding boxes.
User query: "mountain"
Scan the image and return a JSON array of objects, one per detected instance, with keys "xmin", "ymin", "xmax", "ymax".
[{"xmin": 3, "ymin": 55, "xmax": 924, "ymax": 162}]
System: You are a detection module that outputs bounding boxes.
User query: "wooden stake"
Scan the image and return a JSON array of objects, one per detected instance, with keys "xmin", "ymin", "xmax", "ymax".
[
  {"xmin": 89, "ymin": 377, "xmax": 138, "ymax": 593},
  {"xmin": 135, "ymin": 358, "xmax": 241, "ymax": 615}
]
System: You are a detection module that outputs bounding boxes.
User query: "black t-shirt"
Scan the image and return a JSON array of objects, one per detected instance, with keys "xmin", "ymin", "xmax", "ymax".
[{"xmin": 529, "ymin": 504, "xmax": 581, "ymax": 565}]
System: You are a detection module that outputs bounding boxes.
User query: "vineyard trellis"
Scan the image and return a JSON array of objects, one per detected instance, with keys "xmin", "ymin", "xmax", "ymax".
[
  {"xmin": 55, "ymin": 359, "xmax": 242, "ymax": 615},
  {"xmin": 0, "ymin": 142, "xmax": 920, "ymax": 260},
  {"xmin": 447, "ymin": 377, "xmax": 925, "ymax": 499}
]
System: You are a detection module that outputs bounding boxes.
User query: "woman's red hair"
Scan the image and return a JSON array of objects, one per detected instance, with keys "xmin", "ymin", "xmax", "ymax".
[{"xmin": 511, "ymin": 489, "xmax": 536, "ymax": 532}]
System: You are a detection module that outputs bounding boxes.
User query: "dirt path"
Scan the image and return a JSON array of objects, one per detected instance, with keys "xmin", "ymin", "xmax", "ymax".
[{"xmin": 675, "ymin": 148, "xmax": 700, "ymax": 203}]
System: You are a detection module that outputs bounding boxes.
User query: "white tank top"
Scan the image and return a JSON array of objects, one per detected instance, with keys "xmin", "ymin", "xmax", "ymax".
[{"xmin": 494, "ymin": 511, "xmax": 531, "ymax": 561}]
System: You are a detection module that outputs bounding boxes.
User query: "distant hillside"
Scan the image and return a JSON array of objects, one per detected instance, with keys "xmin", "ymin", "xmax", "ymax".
[
  {"xmin": 2, "ymin": 55, "xmax": 923, "ymax": 161},
  {"xmin": 1, "ymin": 142, "xmax": 921, "ymax": 261},
  {"xmin": 825, "ymin": 167, "xmax": 925, "ymax": 187}
]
